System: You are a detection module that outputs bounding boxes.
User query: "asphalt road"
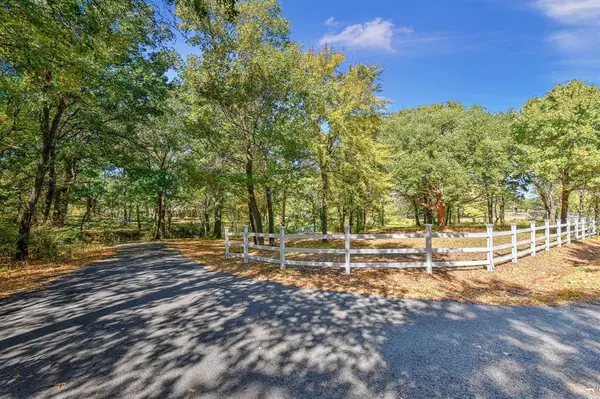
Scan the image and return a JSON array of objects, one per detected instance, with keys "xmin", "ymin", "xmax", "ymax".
[{"xmin": 0, "ymin": 243, "xmax": 599, "ymax": 399}]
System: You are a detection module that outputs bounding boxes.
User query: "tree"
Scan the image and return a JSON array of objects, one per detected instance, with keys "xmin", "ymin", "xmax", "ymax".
[
  {"xmin": 302, "ymin": 48, "xmax": 386, "ymax": 236},
  {"xmin": 182, "ymin": 0, "xmax": 306, "ymax": 243},
  {"xmin": 515, "ymin": 80, "xmax": 600, "ymax": 223},
  {"xmin": 1, "ymin": 0, "xmax": 172, "ymax": 259},
  {"xmin": 383, "ymin": 103, "xmax": 513, "ymax": 230}
]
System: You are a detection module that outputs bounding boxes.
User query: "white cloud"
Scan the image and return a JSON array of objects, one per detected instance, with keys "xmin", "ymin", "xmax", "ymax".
[
  {"xmin": 533, "ymin": 0, "xmax": 600, "ymax": 24},
  {"xmin": 319, "ymin": 18, "xmax": 410, "ymax": 52},
  {"xmin": 547, "ymin": 28, "xmax": 600, "ymax": 53},
  {"xmin": 533, "ymin": 0, "xmax": 600, "ymax": 53},
  {"xmin": 533, "ymin": 0, "xmax": 600, "ymax": 80},
  {"xmin": 325, "ymin": 17, "xmax": 338, "ymax": 27}
]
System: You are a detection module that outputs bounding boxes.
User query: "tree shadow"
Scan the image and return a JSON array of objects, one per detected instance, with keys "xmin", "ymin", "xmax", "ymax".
[{"xmin": 0, "ymin": 243, "xmax": 598, "ymax": 398}]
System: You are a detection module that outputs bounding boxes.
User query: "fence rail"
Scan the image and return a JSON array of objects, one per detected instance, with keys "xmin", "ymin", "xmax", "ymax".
[{"xmin": 224, "ymin": 218, "xmax": 598, "ymax": 274}]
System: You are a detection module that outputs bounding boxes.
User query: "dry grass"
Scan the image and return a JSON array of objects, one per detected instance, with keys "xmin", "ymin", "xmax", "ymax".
[
  {"xmin": 170, "ymin": 236, "xmax": 600, "ymax": 306},
  {"xmin": 0, "ymin": 246, "xmax": 116, "ymax": 298}
]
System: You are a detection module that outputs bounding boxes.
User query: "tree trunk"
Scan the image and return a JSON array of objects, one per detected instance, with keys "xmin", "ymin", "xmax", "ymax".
[
  {"xmin": 486, "ymin": 193, "xmax": 494, "ymax": 224},
  {"xmin": 42, "ymin": 146, "xmax": 56, "ymax": 223},
  {"xmin": 266, "ymin": 186, "xmax": 275, "ymax": 246},
  {"xmin": 213, "ymin": 203, "xmax": 222, "ymax": 239},
  {"xmin": 161, "ymin": 206, "xmax": 167, "ymax": 239},
  {"xmin": 52, "ymin": 158, "xmax": 76, "ymax": 227},
  {"xmin": 499, "ymin": 195, "xmax": 505, "ymax": 224},
  {"xmin": 435, "ymin": 201, "xmax": 447, "ymax": 230},
  {"xmin": 362, "ymin": 208, "xmax": 366, "ymax": 232},
  {"xmin": 311, "ymin": 199, "xmax": 317, "ymax": 233},
  {"xmin": 155, "ymin": 191, "xmax": 164, "ymax": 240},
  {"xmin": 246, "ymin": 145, "xmax": 264, "ymax": 245},
  {"xmin": 424, "ymin": 208, "xmax": 433, "ymax": 225},
  {"xmin": 320, "ymin": 168, "xmax": 329, "ymax": 240},
  {"xmin": 339, "ymin": 206, "xmax": 347, "ymax": 232},
  {"xmin": 281, "ymin": 188, "xmax": 287, "ymax": 227},
  {"xmin": 16, "ymin": 101, "xmax": 65, "ymax": 260},
  {"xmin": 413, "ymin": 202, "xmax": 421, "ymax": 226},
  {"xmin": 80, "ymin": 197, "xmax": 94, "ymax": 231},
  {"xmin": 203, "ymin": 210, "xmax": 209, "ymax": 237},
  {"xmin": 560, "ymin": 186, "xmax": 571, "ymax": 223},
  {"xmin": 136, "ymin": 204, "xmax": 141, "ymax": 230},
  {"xmin": 348, "ymin": 210, "xmax": 354, "ymax": 234},
  {"xmin": 578, "ymin": 189, "xmax": 585, "ymax": 218},
  {"xmin": 167, "ymin": 210, "xmax": 173, "ymax": 238},
  {"xmin": 248, "ymin": 202, "xmax": 257, "ymax": 245}
]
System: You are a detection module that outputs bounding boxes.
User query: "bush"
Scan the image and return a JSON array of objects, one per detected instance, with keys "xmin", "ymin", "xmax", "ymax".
[
  {"xmin": 83, "ymin": 228, "xmax": 145, "ymax": 245},
  {"xmin": 169, "ymin": 223, "xmax": 205, "ymax": 238},
  {"xmin": 29, "ymin": 227, "xmax": 84, "ymax": 260},
  {"xmin": 0, "ymin": 220, "xmax": 18, "ymax": 259}
]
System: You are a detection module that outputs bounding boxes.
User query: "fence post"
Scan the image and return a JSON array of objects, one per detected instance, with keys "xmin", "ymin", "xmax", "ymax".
[
  {"xmin": 545, "ymin": 220, "xmax": 550, "ymax": 251},
  {"xmin": 575, "ymin": 218, "xmax": 579, "ymax": 240},
  {"xmin": 344, "ymin": 225, "xmax": 351, "ymax": 275},
  {"xmin": 243, "ymin": 225, "xmax": 249, "ymax": 264},
  {"xmin": 425, "ymin": 224, "xmax": 433, "ymax": 274},
  {"xmin": 582, "ymin": 217, "xmax": 587, "ymax": 239},
  {"xmin": 224, "ymin": 227, "xmax": 230, "ymax": 259},
  {"xmin": 557, "ymin": 220, "xmax": 562, "ymax": 247},
  {"xmin": 511, "ymin": 223, "xmax": 517, "ymax": 263},
  {"xmin": 279, "ymin": 226, "xmax": 285, "ymax": 270},
  {"xmin": 486, "ymin": 224, "xmax": 494, "ymax": 272},
  {"xmin": 530, "ymin": 221, "xmax": 536, "ymax": 257},
  {"xmin": 567, "ymin": 219, "xmax": 571, "ymax": 244}
]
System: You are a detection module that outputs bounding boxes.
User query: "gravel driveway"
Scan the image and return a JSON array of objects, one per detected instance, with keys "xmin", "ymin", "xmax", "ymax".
[{"xmin": 1, "ymin": 243, "xmax": 599, "ymax": 398}]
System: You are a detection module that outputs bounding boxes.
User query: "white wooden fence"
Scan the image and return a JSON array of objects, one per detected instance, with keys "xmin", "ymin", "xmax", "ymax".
[{"xmin": 224, "ymin": 218, "xmax": 598, "ymax": 274}]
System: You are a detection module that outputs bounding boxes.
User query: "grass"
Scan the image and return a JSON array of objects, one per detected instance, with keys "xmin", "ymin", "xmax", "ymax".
[
  {"xmin": 0, "ymin": 245, "xmax": 116, "ymax": 298},
  {"xmin": 170, "ymin": 234, "xmax": 600, "ymax": 306}
]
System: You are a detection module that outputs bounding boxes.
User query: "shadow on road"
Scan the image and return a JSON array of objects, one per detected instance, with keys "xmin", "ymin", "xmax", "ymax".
[{"xmin": 0, "ymin": 243, "xmax": 599, "ymax": 398}]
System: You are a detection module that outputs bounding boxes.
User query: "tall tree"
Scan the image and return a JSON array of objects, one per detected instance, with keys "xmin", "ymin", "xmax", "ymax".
[
  {"xmin": 383, "ymin": 103, "xmax": 512, "ymax": 229},
  {"xmin": 182, "ymin": 0, "xmax": 305, "ymax": 243},
  {"xmin": 1, "ymin": 0, "xmax": 171, "ymax": 259},
  {"xmin": 515, "ymin": 80, "xmax": 600, "ymax": 223},
  {"xmin": 302, "ymin": 48, "xmax": 386, "ymax": 236}
]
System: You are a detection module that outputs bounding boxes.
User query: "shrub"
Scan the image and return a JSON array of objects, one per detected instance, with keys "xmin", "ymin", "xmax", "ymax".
[
  {"xmin": 29, "ymin": 227, "xmax": 84, "ymax": 260},
  {"xmin": 0, "ymin": 220, "xmax": 18, "ymax": 259},
  {"xmin": 169, "ymin": 223, "xmax": 205, "ymax": 238},
  {"xmin": 83, "ymin": 228, "xmax": 144, "ymax": 245}
]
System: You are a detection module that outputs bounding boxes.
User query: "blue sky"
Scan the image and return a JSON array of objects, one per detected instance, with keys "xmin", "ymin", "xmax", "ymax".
[{"xmin": 174, "ymin": 0, "xmax": 600, "ymax": 112}]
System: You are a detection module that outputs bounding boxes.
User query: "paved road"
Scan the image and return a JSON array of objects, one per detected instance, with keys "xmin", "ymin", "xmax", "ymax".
[{"xmin": 0, "ymin": 243, "xmax": 599, "ymax": 399}]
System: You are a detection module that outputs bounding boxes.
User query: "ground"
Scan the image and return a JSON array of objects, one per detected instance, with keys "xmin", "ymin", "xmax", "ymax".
[
  {"xmin": 0, "ymin": 243, "xmax": 599, "ymax": 398},
  {"xmin": 0, "ymin": 246, "xmax": 116, "ymax": 299},
  {"xmin": 171, "ymin": 237, "xmax": 600, "ymax": 306}
]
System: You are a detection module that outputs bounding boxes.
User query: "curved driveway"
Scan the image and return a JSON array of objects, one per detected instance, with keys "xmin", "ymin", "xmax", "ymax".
[{"xmin": 1, "ymin": 243, "xmax": 599, "ymax": 398}]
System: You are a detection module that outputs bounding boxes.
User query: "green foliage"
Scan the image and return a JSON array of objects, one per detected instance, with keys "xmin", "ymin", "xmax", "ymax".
[
  {"xmin": 28, "ymin": 227, "xmax": 83, "ymax": 260},
  {"xmin": 515, "ymin": 80, "xmax": 600, "ymax": 220},
  {"xmin": 382, "ymin": 102, "xmax": 514, "ymax": 227},
  {"xmin": 0, "ymin": 221, "xmax": 19, "ymax": 258}
]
